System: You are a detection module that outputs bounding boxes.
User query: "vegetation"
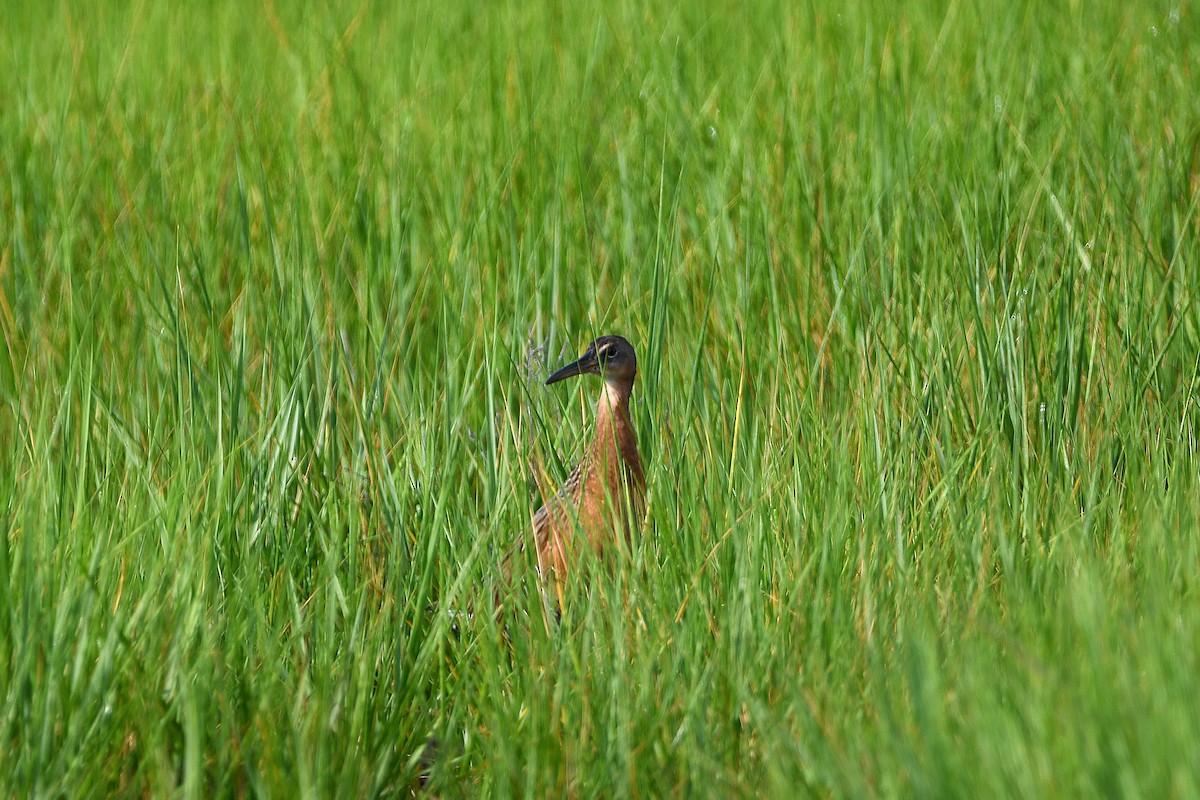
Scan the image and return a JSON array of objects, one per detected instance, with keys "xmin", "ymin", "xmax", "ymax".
[{"xmin": 2, "ymin": 0, "xmax": 1198, "ymax": 796}]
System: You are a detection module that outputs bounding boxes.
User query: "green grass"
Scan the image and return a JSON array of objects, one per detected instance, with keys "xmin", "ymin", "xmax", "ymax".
[{"xmin": 2, "ymin": 0, "xmax": 1199, "ymax": 796}]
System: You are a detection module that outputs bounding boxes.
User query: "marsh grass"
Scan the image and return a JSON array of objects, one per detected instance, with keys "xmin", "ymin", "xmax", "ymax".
[{"xmin": 2, "ymin": 0, "xmax": 1199, "ymax": 796}]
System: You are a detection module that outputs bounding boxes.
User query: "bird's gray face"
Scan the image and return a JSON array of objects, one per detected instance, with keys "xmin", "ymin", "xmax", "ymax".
[{"xmin": 546, "ymin": 335, "xmax": 637, "ymax": 386}]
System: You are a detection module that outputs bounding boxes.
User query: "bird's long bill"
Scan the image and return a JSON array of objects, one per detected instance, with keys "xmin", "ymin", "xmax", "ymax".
[{"xmin": 545, "ymin": 351, "xmax": 598, "ymax": 385}]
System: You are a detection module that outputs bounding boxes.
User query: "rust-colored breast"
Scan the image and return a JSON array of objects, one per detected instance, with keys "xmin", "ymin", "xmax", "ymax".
[{"xmin": 532, "ymin": 401, "xmax": 644, "ymax": 580}]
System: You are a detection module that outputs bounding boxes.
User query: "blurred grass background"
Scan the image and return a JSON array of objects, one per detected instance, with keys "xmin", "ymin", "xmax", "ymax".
[{"xmin": 1, "ymin": 0, "xmax": 1198, "ymax": 796}]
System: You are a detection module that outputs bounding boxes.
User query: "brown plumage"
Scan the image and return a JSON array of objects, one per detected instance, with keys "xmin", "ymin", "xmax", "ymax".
[{"xmin": 528, "ymin": 335, "xmax": 646, "ymax": 583}]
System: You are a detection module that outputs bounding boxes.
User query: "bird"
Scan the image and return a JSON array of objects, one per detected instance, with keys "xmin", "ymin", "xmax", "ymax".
[{"xmin": 527, "ymin": 334, "xmax": 646, "ymax": 585}]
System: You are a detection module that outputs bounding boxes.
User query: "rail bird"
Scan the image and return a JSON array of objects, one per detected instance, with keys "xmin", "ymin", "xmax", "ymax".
[{"xmin": 529, "ymin": 335, "xmax": 646, "ymax": 584}]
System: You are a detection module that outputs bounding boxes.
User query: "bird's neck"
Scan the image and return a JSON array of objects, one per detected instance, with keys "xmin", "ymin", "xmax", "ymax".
[
  {"xmin": 595, "ymin": 379, "xmax": 632, "ymax": 420},
  {"xmin": 591, "ymin": 379, "xmax": 642, "ymax": 482}
]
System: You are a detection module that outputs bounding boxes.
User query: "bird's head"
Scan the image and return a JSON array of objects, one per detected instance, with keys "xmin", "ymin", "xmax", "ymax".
[{"xmin": 546, "ymin": 335, "xmax": 637, "ymax": 387}]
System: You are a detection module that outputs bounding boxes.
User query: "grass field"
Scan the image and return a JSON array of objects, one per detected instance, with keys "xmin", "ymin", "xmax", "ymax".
[{"xmin": 2, "ymin": 0, "xmax": 1199, "ymax": 796}]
